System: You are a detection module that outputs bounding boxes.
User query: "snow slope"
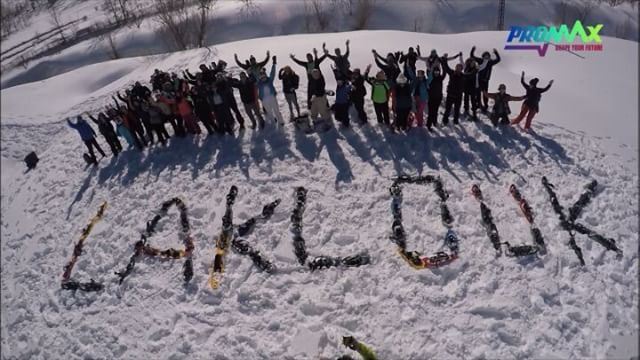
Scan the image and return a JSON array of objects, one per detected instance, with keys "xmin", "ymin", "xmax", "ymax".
[
  {"xmin": 1, "ymin": 31, "xmax": 638, "ymax": 359},
  {"xmin": 1, "ymin": 0, "xmax": 638, "ymax": 89}
]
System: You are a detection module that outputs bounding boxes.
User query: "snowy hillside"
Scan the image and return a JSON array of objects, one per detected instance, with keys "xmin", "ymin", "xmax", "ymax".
[
  {"xmin": 1, "ymin": 31, "xmax": 638, "ymax": 359},
  {"xmin": 1, "ymin": 0, "xmax": 638, "ymax": 89}
]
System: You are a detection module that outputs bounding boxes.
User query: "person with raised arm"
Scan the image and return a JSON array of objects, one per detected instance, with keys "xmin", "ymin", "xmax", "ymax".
[
  {"xmin": 441, "ymin": 52, "xmax": 465, "ymax": 125},
  {"xmin": 323, "ymin": 40, "xmax": 351, "ymax": 79},
  {"xmin": 256, "ymin": 56, "xmax": 284, "ymax": 125},
  {"xmin": 278, "ymin": 66, "xmax": 301, "ymax": 121},
  {"xmin": 234, "ymin": 51, "xmax": 270, "ymax": 79},
  {"xmin": 365, "ymin": 65, "xmax": 391, "ymax": 127},
  {"xmin": 482, "ymin": 84, "xmax": 526, "ymax": 126},
  {"xmin": 510, "ymin": 71, "xmax": 554, "ymax": 130},
  {"xmin": 470, "ymin": 46, "xmax": 501, "ymax": 112},
  {"xmin": 291, "ymin": 46, "xmax": 329, "ymax": 109}
]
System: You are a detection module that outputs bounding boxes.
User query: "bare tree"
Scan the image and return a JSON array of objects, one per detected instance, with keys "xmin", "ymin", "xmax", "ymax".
[
  {"xmin": 47, "ymin": 2, "xmax": 67, "ymax": 43},
  {"xmin": 575, "ymin": 1, "xmax": 597, "ymax": 22},
  {"xmin": 155, "ymin": 0, "xmax": 217, "ymax": 51},
  {"xmin": 352, "ymin": 0, "xmax": 374, "ymax": 30},
  {"xmin": 106, "ymin": 32, "xmax": 120, "ymax": 59},
  {"xmin": 237, "ymin": 0, "xmax": 260, "ymax": 18},
  {"xmin": 196, "ymin": 0, "xmax": 217, "ymax": 48},
  {"xmin": 305, "ymin": 0, "xmax": 330, "ymax": 32}
]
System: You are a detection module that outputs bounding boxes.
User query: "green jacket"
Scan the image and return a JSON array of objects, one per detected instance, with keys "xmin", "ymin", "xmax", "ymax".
[
  {"xmin": 356, "ymin": 342, "xmax": 377, "ymax": 360},
  {"xmin": 366, "ymin": 78, "xmax": 390, "ymax": 104}
]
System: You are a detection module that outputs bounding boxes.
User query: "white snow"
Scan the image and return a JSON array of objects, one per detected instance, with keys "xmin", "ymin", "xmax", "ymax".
[{"xmin": 1, "ymin": 30, "xmax": 638, "ymax": 359}]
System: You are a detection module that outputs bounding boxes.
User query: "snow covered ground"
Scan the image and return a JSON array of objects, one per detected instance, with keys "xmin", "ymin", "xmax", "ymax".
[{"xmin": 1, "ymin": 30, "xmax": 638, "ymax": 359}]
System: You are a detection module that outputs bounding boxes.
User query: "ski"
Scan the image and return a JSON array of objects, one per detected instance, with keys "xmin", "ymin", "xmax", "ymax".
[
  {"xmin": 61, "ymin": 201, "xmax": 107, "ymax": 292},
  {"xmin": 541, "ymin": 177, "xmax": 623, "ymax": 264},
  {"xmin": 230, "ymin": 198, "xmax": 281, "ymax": 274},
  {"xmin": 390, "ymin": 175, "xmax": 459, "ymax": 269},
  {"xmin": 115, "ymin": 197, "xmax": 195, "ymax": 285},
  {"xmin": 509, "ymin": 184, "xmax": 546, "ymax": 253},
  {"xmin": 208, "ymin": 186, "xmax": 237, "ymax": 289},
  {"xmin": 290, "ymin": 186, "xmax": 370, "ymax": 270},
  {"xmin": 470, "ymin": 184, "xmax": 502, "ymax": 254}
]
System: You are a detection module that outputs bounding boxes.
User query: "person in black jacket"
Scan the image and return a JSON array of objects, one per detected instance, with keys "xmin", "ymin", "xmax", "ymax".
[
  {"xmin": 290, "ymin": 48, "xmax": 328, "ymax": 109},
  {"xmin": 279, "ymin": 66, "xmax": 301, "ymax": 120},
  {"xmin": 511, "ymin": 71, "xmax": 553, "ymax": 130},
  {"xmin": 470, "ymin": 46, "xmax": 501, "ymax": 112},
  {"xmin": 230, "ymin": 72, "xmax": 264, "ymax": 129},
  {"xmin": 441, "ymin": 52, "xmax": 464, "ymax": 125},
  {"xmin": 234, "ymin": 51, "xmax": 270, "ymax": 79},
  {"xmin": 427, "ymin": 64, "xmax": 446, "ymax": 129},
  {"xmin": 323, "ymin": 40, "xmax": 351, "ymax": 79},
  {"xmin": 189, "ymin": 86, "xmax": 217, "ymax": 134},
  {"xmin": 86, "ymin": 111, "xmax": 122, "ymax": 156},
  {"xmin": 350, "ymin": 67, "xmax": 368, "ymax": 124},
  {"xmin": 131, "ymin": 81, "xmax": 151, "ymax": 101},
  {"xmin": 399, "ymin": 46, "xmax": 420, "ymax": 71},
  {"xmin": 215, "ymin": 73, "xmax": 245, "ymax": 129}
]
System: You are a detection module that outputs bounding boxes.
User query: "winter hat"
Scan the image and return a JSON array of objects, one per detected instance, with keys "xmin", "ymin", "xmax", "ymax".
[
  {"xmin": 530, "ymin": 78, "xmax": 539, "ymax": 86},
  {"xmin": 396, "ymin": 74, "xmax": 407, "ymax": 85}
]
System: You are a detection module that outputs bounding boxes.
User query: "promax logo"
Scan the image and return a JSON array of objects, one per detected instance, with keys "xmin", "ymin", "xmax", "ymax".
[{"xmin": 504, "ymin": 21, "xmax": 604, "ymax": 57}]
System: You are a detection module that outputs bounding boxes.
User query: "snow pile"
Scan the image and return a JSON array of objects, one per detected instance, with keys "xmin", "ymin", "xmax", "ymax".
[{"xmin": 1, "ymin": 31, "xmax": 638, "ymax": 359}]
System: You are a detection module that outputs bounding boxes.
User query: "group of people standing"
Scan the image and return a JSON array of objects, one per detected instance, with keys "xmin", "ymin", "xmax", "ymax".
[{"xmin": 67, "ymin": 41, "xmax": 553, "ymax": 164}]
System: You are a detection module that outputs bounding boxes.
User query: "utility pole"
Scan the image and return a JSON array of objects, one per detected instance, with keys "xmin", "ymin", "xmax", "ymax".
[{"xmin": 497, "ymin": 0, "xmax": 506, "ymax": 30}]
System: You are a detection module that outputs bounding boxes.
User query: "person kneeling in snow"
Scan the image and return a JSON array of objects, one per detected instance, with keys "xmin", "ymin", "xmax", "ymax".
[
  {"xmin": 67, "ymin": 115, "xmax": 106, "ymax": 164},
  {"xmin": 257, "ymin": 57, "xmax": 285, "ymax": 126},
  {"xmin": 483, "ymin": 84, "xmax": 525, "ymax": 126},
  {"xmin": 510, "ymin": 71, "xmax": 553, "ymax": 130}
]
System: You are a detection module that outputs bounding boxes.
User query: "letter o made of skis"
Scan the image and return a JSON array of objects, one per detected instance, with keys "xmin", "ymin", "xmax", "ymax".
[
  {"xmin": 115, "ymin": 198, "xmax": 195, "ymax": 285},
  {"xmin": 389, "ymin": 175, "xmax": 460, "ymax": 269}
]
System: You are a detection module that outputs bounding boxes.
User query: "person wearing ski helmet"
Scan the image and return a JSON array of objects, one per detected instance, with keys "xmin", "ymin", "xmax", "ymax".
[
  {"xmin": 511, "ymin": 71, "xmax": 554, "ymax": 130},
  {"xmin": 483, "ymin": 84, "xmax": 525, "ymax": 126},
  {"xmin": 67, "ymin": 115, "xmax": 106, "ymax": 163},
  {"xmin": 470, "ymin": 46, "xmax": 501, "ymax": 112}
]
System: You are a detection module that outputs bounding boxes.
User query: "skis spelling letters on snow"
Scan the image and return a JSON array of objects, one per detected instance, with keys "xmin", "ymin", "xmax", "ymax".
[
  {"xmin": 290, "ymin": 187, "xmax": 371, "ymax": 271},
  {"xmin": 389, "ymin": 175, "xmax": 460, "ymax": 269},
  {"xmin": 115, "ymin": 198, "xmax": 195, "ymax": 285},
  {"xmin": 209, "ymin": 186, "xmax": 280, "ymax": 289},
  {"xmin": 61, "ymin": 201, "xmax": 108, "ymax": 292},
  {"xmin": 541, "ymin": 177, "xmax": 623, "ymax": 265}
]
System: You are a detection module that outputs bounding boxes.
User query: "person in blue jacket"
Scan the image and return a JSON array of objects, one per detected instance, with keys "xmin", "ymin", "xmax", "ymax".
[
  {"xmin": 332, "ymin": 65, "xmax": 353, "ymax": 127},
  {"xmin": 67, "ymin": 115, "xmax": 106, "ymax": 162},
  {"xmin": 405, "ymin": 63, "xmax": 432, "ymax": 128}
]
